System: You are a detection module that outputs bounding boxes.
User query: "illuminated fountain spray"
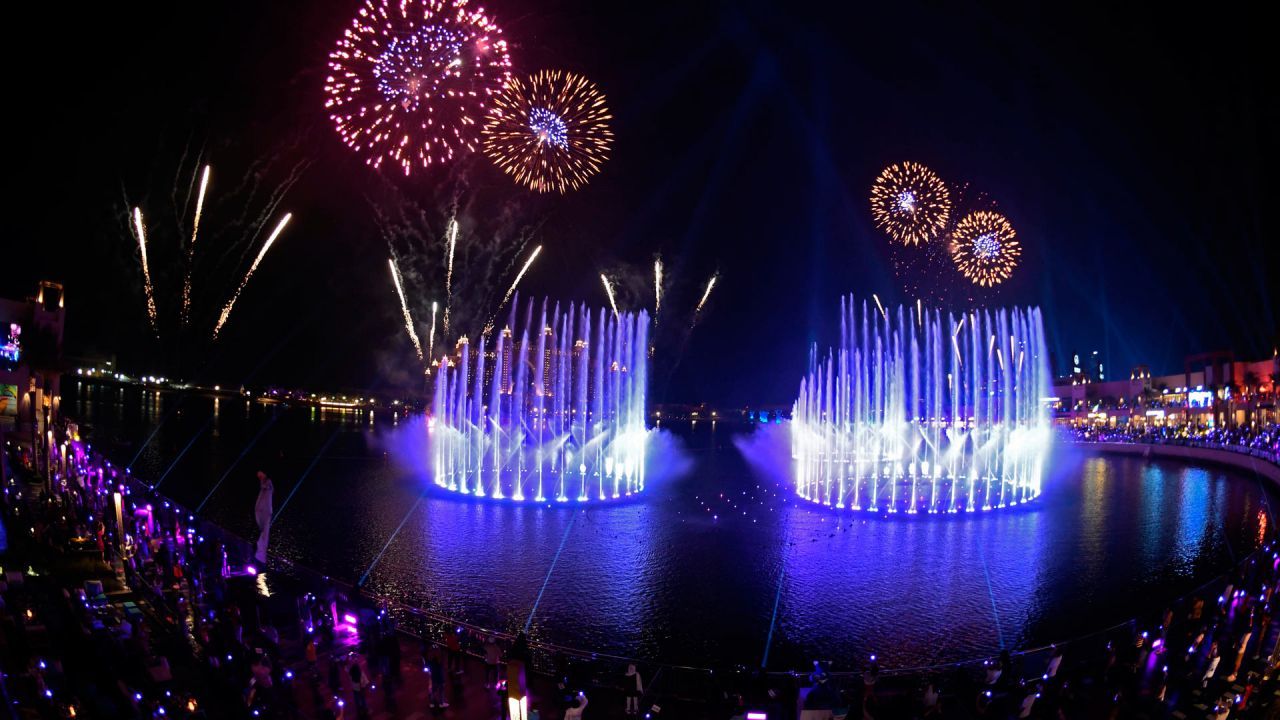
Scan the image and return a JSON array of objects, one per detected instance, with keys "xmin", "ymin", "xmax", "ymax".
[
  {"xmin": 791, "ymin": 295, "xmax": 1051, "ymax": 513},
  {"xmin": 431, "ymin": 298, "xmax": 649, "ymax": 502}
]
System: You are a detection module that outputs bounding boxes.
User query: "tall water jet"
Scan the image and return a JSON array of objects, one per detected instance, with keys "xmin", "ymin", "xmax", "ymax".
[
  {"xmin": 430, "ymin": 299, "xmax": 649, "ymax": 502},
  {"xmin": 791, "ymin": 295, "xmax": 1051, "ymax": 513}
]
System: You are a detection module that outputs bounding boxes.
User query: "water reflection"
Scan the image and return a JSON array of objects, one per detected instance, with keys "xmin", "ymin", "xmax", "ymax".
[{"xmin": 67, "ymin": 381, "xmax": 1279, "ymax": 669}]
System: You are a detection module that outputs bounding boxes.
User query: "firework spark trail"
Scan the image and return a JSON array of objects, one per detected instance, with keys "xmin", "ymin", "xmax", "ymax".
[
  {"xmin": 694, "ymin": 273, "xmax": 719, "ymax": 316},
  {"xmin": 213, "ymin": 213, "xmax": 292, "ymax": 339},
  {"xmin": 211, "ymin": 158, "xmax": 308, "ymax": 283},
  {"xmin": 653, "ymin": 257, "xmax": 663, "ymax": 318},
  {"xmin": 502, "ymin": 245, "xmax": 542, "ymax": 308},
  {"xmin": 132, "ymin": 208, "xmax": 159, "ymax": 335},
  {"xmin": 872, "ymin": 293, "xmax": 888, "ymax": 320},
  {"xmin": 181, "ymin": 165, "xmax": 212, "ymax": 327},
  {"xmin": 428, "ymin": 301, "xmax": 438, "ymax": 365},
  {"xmin": 601, "ymin": 273, "xmax": 620, "ymax": 317},
  {"xmin": 485, "ymin": 245, "xmax": 543, "ymax": 333},
  {"xmin": 389, "ymin": 257, "xmax": 424, "ymax": 362},
  {"xmin": 443, "ymin": 217, "xmax": 458, "ymax": 334}
]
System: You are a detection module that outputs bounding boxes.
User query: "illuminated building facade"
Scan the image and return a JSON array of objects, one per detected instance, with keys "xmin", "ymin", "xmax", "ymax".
[{"xmin": 1050, "ymin": 351, "xmax": 1279, "ymax": 428}]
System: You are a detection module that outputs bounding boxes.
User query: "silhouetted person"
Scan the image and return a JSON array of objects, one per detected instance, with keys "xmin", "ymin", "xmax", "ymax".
[{"xmin": 254, "ymin": 470, "xmax": 273, "ymax": 563}]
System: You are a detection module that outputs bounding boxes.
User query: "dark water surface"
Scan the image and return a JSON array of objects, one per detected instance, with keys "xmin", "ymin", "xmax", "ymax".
[{"xmin": 68, "ymin": 379, "xmax": 1277, "ymax": 670}]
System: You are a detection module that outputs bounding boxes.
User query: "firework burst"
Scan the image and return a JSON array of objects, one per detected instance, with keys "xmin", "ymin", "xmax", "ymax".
[
  {"xmin": 324, "ymin": 0, "xmax": 512, "ymax": 175},
  {"xmin": 870, "ymin": 161, "xmax": 952, "ymax": 245},
  {"xmin": 950, "ymin": 210, "xmax": 1020, "ymax": 287},
  {"xmin": 482, "ymin": 70, "xmax": 613, "ymax": 193}
]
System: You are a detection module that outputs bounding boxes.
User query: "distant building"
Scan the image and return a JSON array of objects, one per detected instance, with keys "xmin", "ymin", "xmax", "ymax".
[
  {"xmin": 1050, "ymin": 348, "xmax": 1279, "ymax": 428},
  {"xmin": 0, "ymin": 282, "xmax": 66, "ymax": 470}
]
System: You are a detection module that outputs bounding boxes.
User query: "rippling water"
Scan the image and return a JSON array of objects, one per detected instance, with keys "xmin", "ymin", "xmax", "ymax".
[{"xmin": 68, "ymin": 379, "xmax": 1276, "ymax": 669}]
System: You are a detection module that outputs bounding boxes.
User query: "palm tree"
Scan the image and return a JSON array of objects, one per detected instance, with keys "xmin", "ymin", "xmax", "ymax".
[{"xmin": 1244, "ymin": 371, "xmax": 1260, "ymax": 395}]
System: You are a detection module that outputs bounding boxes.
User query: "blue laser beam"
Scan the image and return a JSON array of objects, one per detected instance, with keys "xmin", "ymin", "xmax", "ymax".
[
  {"xmin": 272, "ymin": 431, "xmax": 339, "ymax": 524},
  {"xmin": 525, "ymin": 512, "xmax": 579, "ymax": 632},
  {"xmin": 195, "ymin": 415, "xmax": 278, "ymax": 513},
  {"xmin": 152, "ymin": 417, "xmax": 212, "ymax": 491}
]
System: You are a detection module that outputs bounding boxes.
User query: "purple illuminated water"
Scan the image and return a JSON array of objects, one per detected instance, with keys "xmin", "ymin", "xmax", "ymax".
[{"xmin": 69, "ymin": 379, "xmax": 1276, "ymax": 670}]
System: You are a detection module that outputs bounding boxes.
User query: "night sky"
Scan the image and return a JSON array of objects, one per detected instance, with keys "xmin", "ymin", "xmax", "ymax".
[{"xmin": 8, "ymin": 1, "xmax": 1277, "ymax": 404}]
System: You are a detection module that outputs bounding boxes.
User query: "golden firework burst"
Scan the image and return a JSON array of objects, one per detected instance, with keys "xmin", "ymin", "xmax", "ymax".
[
  {"xmin": 869, "ymin": 161, "xmax": 952, "ymax": 245},
  {"xmin": 950, "ymin": 210, "xmax": 1020, "ymax": 287},
  {"xmin": 482, "ymin": 70, "xmax": 613, "ymax": 193}
]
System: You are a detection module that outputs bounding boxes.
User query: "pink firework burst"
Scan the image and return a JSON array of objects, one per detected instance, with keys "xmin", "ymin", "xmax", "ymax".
[{"xmin": 324, "ymin": 0, "xmax": 513, "ymax": 175}]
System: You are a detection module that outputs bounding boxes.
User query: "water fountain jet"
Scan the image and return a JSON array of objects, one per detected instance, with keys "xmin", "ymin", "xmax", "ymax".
[
  {"xmin": 791, "ymin": 295, "xmax": 1051, "ymax": 513},
  {"xmin": 431, "ymin": 299, "xmax": 649, "ymax": 502}
]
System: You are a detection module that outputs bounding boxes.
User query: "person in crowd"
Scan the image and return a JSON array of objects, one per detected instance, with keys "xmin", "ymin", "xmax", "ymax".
[
  {"xmin": 445, "ymin": 626, "xmax": 463, "ymax": 674},
  {"xmin": 427, "ymin": 650, "xmax": 448, "ymax": 708},
  {"xmin": 624, "ymin": 663, "xmax": 643, "ymax": 715},
  {"xmin": 1226, "ymin": 627, "xmax": 1251, "ymax": 681},
  {"xmin": 485, "ymin": 635, "xmax": 504, "ymax": 688},
  {"xmin": 983, "ymin": 659, "xmax": 1002, "ymax": 686},
  {"xmin": 1202, "ymin": 641, "xmax": 1221, "ymax": 687},
  {"xmin": 862, "ymin": 658, "xmax": 881, "ymax": 714},
  {"xmin": 803, "ymin": 661, "xmax": 840, "ymax": 713},
  {"xmin": 348, "ymin": 655, "xmax": 370, "ymax": 717},
  {"xmin": 328, "ymin": 651, "xmax": 344, "ymax": 695},
  {"xmin": 1017, "ymin": 681, "xmax": 1041, "ymax": 719},
  {"xmin": 920, "ymin": 680, "xmax": 940, "ymax": 717},
  {"xmin": 254, "ymin": 470, "xmax": 273, "ymax": 564},
  {"xmin": 564, "ymin": 690, "xmax": 588, "ymax": 720},
  {"xmin": 1046, "ymin": 646, "xmax": 1064, "ymax": 678}
]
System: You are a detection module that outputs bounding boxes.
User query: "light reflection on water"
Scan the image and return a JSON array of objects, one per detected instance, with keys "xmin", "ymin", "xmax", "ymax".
[{"xmin": 69, "ymin": 380, "xmax": 1276, "ymax": 668}]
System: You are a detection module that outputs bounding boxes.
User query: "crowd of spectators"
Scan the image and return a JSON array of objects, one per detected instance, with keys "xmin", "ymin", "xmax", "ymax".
[
  {"xmin": 0, "ymin": 433, "xmax": 630, "ymax": 719},
  {"xmin": 5, "ymin": 420, "xmax": 1280, "ymax": 719},
  {"xmin": 1065, "ymin": 422, "xmax": 1280, "ymax": 466}
]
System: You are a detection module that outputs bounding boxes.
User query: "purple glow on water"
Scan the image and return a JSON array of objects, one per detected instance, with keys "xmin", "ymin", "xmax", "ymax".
[{"xmin": 66, "ymin": 381, "xmax": 1276, "ymax": 670}]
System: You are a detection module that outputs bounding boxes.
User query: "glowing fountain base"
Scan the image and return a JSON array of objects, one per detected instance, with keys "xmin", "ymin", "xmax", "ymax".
[
  {"xmin": 429, "ymin": 299, "xmax": 649, "ymax": 505},
  {"xmin": 791, "ymin": 296, "xmax": 1052, "ymax": 514}
]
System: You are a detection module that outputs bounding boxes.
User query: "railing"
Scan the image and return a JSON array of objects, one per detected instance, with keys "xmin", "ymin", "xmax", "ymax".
[
  {"xmin": 1064, "ymin": 429, "xmax": 1280, "ymax": 468},
  {"xmin": 32, "ymin": 417, "xmax": 1280, "ymax": 714}
]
